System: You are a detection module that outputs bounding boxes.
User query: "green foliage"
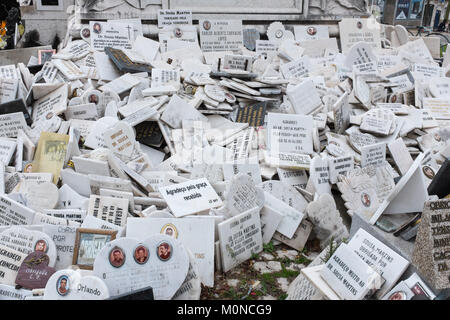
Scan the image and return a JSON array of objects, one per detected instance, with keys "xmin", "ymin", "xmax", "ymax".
[
  {"xmin": 278, "ymin": 293, "xmax": 288, "ymax": 300},
  {"xmin": 321, "ymin": 239, "xmax": 339, "ymax": 264},
  {"xmin": 293, "ymin": 255, "xmax": 312, "ymax": 266},
  {"xmin": 263, "ymin": 241, "xmax": 276, "ymax": 254}
]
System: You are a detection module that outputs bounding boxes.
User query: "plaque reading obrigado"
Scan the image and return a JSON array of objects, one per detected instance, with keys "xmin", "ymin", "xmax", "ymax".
[{"xmin": 413, "ymin": 200, "xmax": 450, "ymax": 289}]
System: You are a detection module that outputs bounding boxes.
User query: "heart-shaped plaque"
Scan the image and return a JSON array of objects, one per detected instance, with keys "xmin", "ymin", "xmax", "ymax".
[
  {"xmin": 15, "ymin": 251, "xmax": 56, "ymax": 290},
  {"xmin": 44, "ymin": 269, "xmax": 110, "ymax": 300},
  {"xmin": 93, "ymin": 234, "xmax": 189, "ymax": 300}
]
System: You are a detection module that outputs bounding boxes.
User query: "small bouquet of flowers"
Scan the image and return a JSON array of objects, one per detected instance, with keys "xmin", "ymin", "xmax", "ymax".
[{"xmin": 0, "ymin": 21, "xmax": 7, "ymax": 49}]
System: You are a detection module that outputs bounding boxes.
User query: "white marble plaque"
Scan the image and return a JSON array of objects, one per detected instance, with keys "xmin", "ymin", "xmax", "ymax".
[
  {"xmin": 87, "ymin": 195, "xmax": 128, "ymax": 227},
  {"xmin": 0, "ymin": 195, "xmax": 35, "ymax": 226},
  {"xmin": 267, "ymin": 113, "xmax": 313, "ymax": 156},
  {"xmin": 103, "ymin": 121, "xmax": 135, "ymax": 157},
  {"xmin": 277, "ymin": 168, "xmax": 308, "ymax": 189},
  {"xmin": 218, "ymin": 207, "xmax": 263, "ymax": 272},
  {"xmin": 44, "ymin": 269, "xmax": 110, "ymax": 300},
  {"xmin": 53, "ymin": 59, "xmax": 85, "ymax": 81},
  {"xmin": 127, "ymin": 217, "xmax": 215, "ymax": 286},
  {"xmin": 158, "ymin": 9, "xmax": 192, "ymax": 28},
  {"xmin": 309, "ymin": 156, "xmax": 331, "ymax": 195},
  {"xmin": 199, "ymin": 20, "xmax": 243, "ymax": 52},
  {"xmin": 0, "ymin": 113, "xmax": 27, "ymax": 138},
  {"xmin": 223, "ymin": 173, "xmax": 264, "ymax": 217},
  {"xmin": 329, "ymin": 156, "xmax": 354, "ymax": 184},
  {"xmin": 90, "ymin": 21, "xmax": 134, "ymax": 51},
  {"xmin": 348, "ymin": 228, "xmax": 409, "ymax": 298},
  {"xmin": 286, "ymin": 80, "xmax": 322, "ymax": 115},
  {"xmin": 294, "ymin": 25, "xmax": 329, "ymax": 41},
  {"xmin": 0, "ymin": 226, "xmax": 57, "ymax": 267},
  {"xmin": 0, "ymin": 139, "xmax": 16, "ymax": 165},
  {"xmin": 387, "ymin": 138, "xmax": 413, "ymax": 176},
  {"xmin": 0, "ymin": 244, "xmax": 27, "ymax": 286},
  {"xmin": 281, "ymin": 57, "xmax": 311, "ymax": 79},
  {"xmin": 159, "ymin": 178, "xmax": 222, "ymax": 217},
  {"xmin": 321, "ymin": 243, "xmax": 382, "ymax": 300},
  {"xmin": 32, "ymin": 84, "xmax": 68, "ymax": 123},
  {"xmin": 338, "ymin": 18, "xmax": 381, "ymax": 53},
  {"xmin": 0, "ymin": 284, "xmax": 32, "ymax": 300},
  {"xmin": 93, "ymin": 235, "xmax": 189, "ymax": 300},
  {"xmin": 361, "ymin": 142, "xmax": 386, "ymax": 168}
]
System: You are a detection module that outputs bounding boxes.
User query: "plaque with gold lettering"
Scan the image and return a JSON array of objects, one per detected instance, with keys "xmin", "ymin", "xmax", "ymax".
[
  {"xmin": 235, "ymin": 102, "xmax": 266, "ymax": 127},
  {"xmin": 135, "ymin": 121, "xmax": 163, "ymax": 147}
]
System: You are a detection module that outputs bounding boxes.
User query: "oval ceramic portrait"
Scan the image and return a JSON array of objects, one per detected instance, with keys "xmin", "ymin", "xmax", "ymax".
[
  {"xmin": 80, "ymin": 27, "xmax": 91, "ymax": 42},
  {"xmin": 160, "ymin": 223, "xmax": 178, "ymax": 239},
  {"xmin": 203, "ymin": 20, "xmax": 211, "ymax": 31},
  {"xmin": 34, "ymin": 239, "xmax": 49, "ymax": 253},
  {"xmin": 307, "ymin": 27, "xmax": 317, "ymax": 36},
  {"xmin": 133, "ymin": 245, "xmax": 149, "ymax": 265},
  {"xmin": 156, "ymin": 241, "xmax": 173, "ymax": 262},
  {"xmin": 360, "ymin": 192, "xmax": 371, "ymax": 208},
  {"xmin": 56, "ymin": 275, "xmax": 69, "ymax": 297},
  {"xmin": 422, "ymin": 166, "xmax": 435, "ymax": 180},
  {"xmin": 109, "ymin": 247, "xmax": 126, "ymax": 268},
  {"xmin": 388, "ymin": 291, "xmax": 406, "ymax": 300}
]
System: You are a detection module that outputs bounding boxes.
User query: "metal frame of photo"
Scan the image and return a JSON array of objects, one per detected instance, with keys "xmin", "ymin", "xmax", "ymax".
[{"xmin": 72, "ymin": 228, "xmax": 117, "ymax": 270}]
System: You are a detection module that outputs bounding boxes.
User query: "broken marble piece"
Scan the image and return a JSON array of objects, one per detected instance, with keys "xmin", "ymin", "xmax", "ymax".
[
  {"xmin": 369, "ymin": 153, "xmax": 427, "ymax": 224},
  {"xmin": 222, "ymin": 173, "xmax": 264, "ymax": 218},
  {"xmin": 264, "ymin": 192, "xmax": 304, "ymax": 239},
  {"xmin": 161, "ymin": 95, "xmax": 208, "ymax": 129},
  {"xmin": 337, "ymin": 165, "xmax": 395, "ymax": 220},
  {"xmin": 387, "ymin": 138, "xmax": 414, "ymax": 176},
  {"xmin": 307, "ymin": 194, "xmax": 348, "ymax": 249},
  {"xmin": 260, "ymin": 205, "xmax": 284, "ymax": 244}
]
